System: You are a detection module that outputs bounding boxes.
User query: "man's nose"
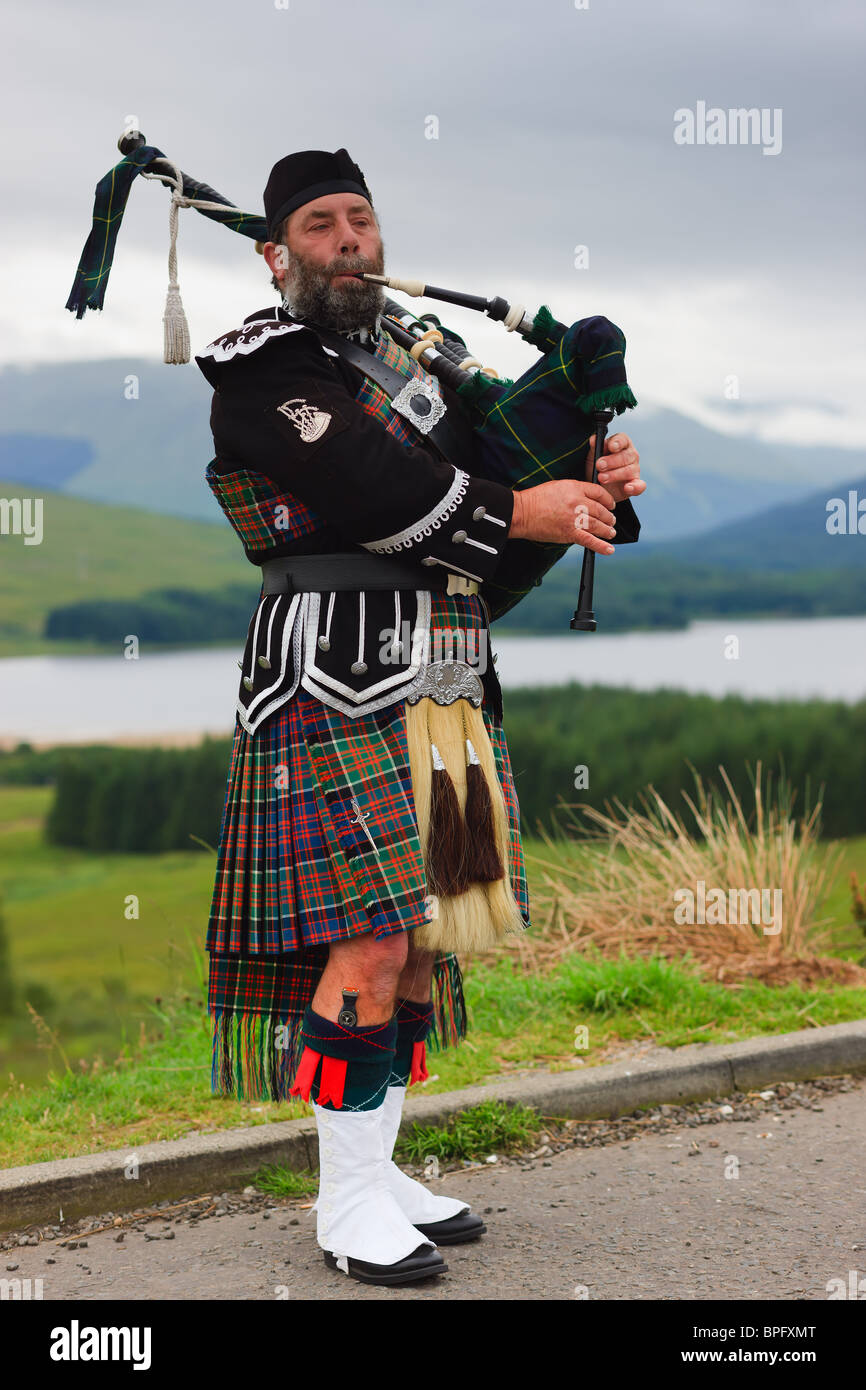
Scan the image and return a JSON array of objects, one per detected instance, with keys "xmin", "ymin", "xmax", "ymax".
[{"xmin": 335, "ymin": 221, "xmax": 360, "ymax": 254}]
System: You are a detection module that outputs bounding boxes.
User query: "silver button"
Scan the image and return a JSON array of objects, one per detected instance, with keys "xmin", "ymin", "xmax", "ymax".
[
  {"xmin": 421, "ymin": 556, "xmax": 437, "ymax": 567},
  {"xmin": 257, "ymin": 655, "xmax": 271, "ymax": 669},
  {"xmin": 351, "ymin": 660, "xmax": 368, "ymax": 675},
  {"xmin": 242, "ymin": 676, "xmax": 254, "ymax": 691},
  {"xmin": 452, "ymin": 529, "xmax": 467, "ymax": 543},
  {"xmin": 472, "ymin": 505, "xmax": 486, "ymax": 521},
  {"xmin": 318, "ymin": 636, "xmax": 330, "ymax": 651}
]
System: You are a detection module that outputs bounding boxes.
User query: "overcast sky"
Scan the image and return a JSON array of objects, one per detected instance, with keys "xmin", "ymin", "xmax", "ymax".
[{"xmin": 1, "ymin": 0, "xmax": 863, "ymax": 446}]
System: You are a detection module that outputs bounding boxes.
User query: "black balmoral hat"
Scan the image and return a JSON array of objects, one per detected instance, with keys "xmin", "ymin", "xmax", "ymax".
[{"xmin": 263, "ymin": 148, "xmax": 373, "ymax": 240}]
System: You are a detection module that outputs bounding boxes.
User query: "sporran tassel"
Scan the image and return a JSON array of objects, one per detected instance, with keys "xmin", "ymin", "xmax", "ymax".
[
  {"xmin": 462, "ymin": 719, "xmax": 505, "ymax": 882},
  {"xmin": 427, "ymin": 736, "xmax": 469, "ymax": 896}
]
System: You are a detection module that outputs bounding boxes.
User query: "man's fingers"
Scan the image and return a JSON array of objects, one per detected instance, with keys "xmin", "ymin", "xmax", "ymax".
[
  {"xmin": 583, "ymin": 481, "xmax": 616, "ymax": 511},
  {"xmin": 576, "ymin": 498, "xmax": 616, "ymax": 528},
  {"xmin": 597, "ymin": 449, "xmax": 639, "ymax": 480},
  {"xmin": 574, "ymin": 502, "xmax": 616, "ymax": 538},
  {"xmin": 574, "ymin": 523, "xmax": 616, "ymax": 555}
]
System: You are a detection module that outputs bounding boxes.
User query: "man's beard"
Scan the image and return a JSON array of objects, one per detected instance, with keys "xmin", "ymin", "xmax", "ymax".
[{"xmin": 279, "ymin": 244, "xmax": 386, "ymax": 333}]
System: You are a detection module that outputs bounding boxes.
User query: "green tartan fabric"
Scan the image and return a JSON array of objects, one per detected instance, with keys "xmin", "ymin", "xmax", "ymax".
[
  {"xmin": 65, "ymin": 144, "xmax": 266, "ymax": 319},
  {"xmin": 460, "ymin": 311, "xmax": 639, "ymax": 622}
]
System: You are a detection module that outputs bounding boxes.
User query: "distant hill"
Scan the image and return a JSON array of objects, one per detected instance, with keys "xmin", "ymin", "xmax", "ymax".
[
  {"xmin": 2, "ymin": 359, "xmax": 865, "ymax": 540},
  {"xmin": 648, "ymin": 473, "xmax": 866, "ymax": 572},
  {"xmin": 0, "ymin": 480, "xmax": 256, "ymax": 655},
  {"xmin": 0, "ymin": 435, "xmax": 94, "ymax": 490}
]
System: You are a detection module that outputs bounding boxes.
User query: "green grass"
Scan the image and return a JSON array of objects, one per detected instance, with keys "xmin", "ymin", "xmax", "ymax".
[
  {"xmin": 396, "ymin": 1099, "xmax": 542, "ymax": 1165},
  {"xmin": 253, "ymin": 1165, "xmax": 319, "ymax": 1198}
]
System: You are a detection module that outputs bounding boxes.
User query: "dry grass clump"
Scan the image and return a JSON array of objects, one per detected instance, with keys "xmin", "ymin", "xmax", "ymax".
[{"xmin": 506, "ymin": 763, "xmax": 865, "ymax": 988}]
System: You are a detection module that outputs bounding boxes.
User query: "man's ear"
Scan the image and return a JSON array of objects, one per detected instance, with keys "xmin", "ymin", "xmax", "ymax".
[{"xmin": 263, "ymin": 241, "xmax": 287, "ymax": 279}]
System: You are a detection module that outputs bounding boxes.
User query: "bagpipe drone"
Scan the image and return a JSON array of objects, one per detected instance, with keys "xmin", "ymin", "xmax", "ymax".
[{"xmin": 65, "ymin": 126, "xmax": 638, "ymax": 630}]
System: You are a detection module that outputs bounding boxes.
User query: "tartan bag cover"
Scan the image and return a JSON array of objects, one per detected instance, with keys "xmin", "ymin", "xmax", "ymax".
[{"xmin": 205, "ymin": 328, "xmax": 529, "ymax": 1102}]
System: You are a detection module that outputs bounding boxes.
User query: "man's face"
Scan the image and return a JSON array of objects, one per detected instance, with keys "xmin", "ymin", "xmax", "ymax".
[{"xmin": 264, "ymin": 191, "xmax": 386, "ymax": 331}]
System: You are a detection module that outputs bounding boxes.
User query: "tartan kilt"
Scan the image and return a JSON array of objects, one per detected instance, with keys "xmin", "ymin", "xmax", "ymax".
[{"xmin": 207, "ymin": 590, "xmax": 529, "ymax": 1102}]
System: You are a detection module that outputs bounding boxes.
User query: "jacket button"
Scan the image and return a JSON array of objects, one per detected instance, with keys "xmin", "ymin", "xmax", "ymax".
[
  {"xmin": 257, "ymin": 655, "xmax": 271, "ymax": 669},
  {"xmin": 242, "ymin": 676, "xmax": 254, "ymax": 691},
  {"xmin": 452, "ymin": 529, "xmax": 467, "ymax": 543},
  {"xmin": 472, "ymin": 506, "xmax": 486, "ymax": 520},
  {"xmin": 351, "ymin": 660, "xmax": 368, "ymax": 674},
  {"xmin": 318, "ymin": 636, "xmax": 330, "ymax": 651}
]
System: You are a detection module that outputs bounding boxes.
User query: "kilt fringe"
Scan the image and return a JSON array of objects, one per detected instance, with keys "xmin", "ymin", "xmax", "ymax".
[
  {"xmin": 428, "ymin": 952, "xmax": 467, "ymax": 1052},
  {"xmin": 209, "ymin": 952, "xmax": 467, "ymax": 1102},
  {"xmin": 211, "ymin": 1007, "xmax": 307, "ymax": 1103}
]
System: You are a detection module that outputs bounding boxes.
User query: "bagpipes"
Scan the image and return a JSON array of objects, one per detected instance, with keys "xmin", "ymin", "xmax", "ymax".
[{"xmin": 65, "ymin": 126, "xmax": 637, "ymax": 631}]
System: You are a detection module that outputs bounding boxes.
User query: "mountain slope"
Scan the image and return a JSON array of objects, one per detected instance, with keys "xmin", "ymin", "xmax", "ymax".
[{"xmin": 0, "ymin": 480, "xmax": 255, "ymax": 651}]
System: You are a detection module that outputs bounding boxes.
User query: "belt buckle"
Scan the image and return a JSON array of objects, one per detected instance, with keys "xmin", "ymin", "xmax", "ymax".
[{"xmin": 446, "ymin": 573, "xmax": 478, "ymax": 596}]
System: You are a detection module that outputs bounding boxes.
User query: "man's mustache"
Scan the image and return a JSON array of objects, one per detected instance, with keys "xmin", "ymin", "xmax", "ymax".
[{"xmin": 324, "ymin": 254, "xmax": 384, "ymax": 277}]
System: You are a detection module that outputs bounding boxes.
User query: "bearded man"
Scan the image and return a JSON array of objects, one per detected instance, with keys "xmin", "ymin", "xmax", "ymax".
[{"xmin": 194, "ymin": 147, "xmax": 645, "ymax": 1287}]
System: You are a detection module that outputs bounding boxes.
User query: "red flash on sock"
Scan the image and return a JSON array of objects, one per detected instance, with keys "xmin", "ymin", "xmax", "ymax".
[
  {"xmin": 317, "ymin": 1055, "xmax": 348, "ymax": 1108},
  {"xmin": 289, "ymin": 1046, "xmax": 321, "ymax": 1102},
  {"xmin": 409, "ymin": 1040, "xmax": 429, "ymax": 1086}
]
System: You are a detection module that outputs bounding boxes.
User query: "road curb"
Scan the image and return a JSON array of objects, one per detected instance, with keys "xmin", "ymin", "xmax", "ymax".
[{"xmin": 2, "ymin": 1019, "xmax": 864, "ymax": 1232}]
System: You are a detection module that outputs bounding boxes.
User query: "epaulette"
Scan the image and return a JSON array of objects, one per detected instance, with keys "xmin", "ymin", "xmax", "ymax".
[
  {"xmin": 197, "ymin": 317, "xmax": 305, "ymax": 365},
  {"xmin": 195, "ymin": 310, "xmax": 337, "ymax": 387}
]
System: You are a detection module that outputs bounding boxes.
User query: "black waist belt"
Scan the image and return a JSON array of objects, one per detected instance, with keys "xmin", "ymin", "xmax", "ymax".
[{"xmin": 260, "ymin": 551, "xmax": 472, "ymax": 596}]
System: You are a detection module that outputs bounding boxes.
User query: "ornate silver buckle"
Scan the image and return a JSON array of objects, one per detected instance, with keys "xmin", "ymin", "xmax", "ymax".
[
  {"xmin": 391, "ymin": 379, "xmax": 447, "ymax": 435},
  {"xmin": 405, "ymin": 659, "xmax": 484, "ymax": 708}
]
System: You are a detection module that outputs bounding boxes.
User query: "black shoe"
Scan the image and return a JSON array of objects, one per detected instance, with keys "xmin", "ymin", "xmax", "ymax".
[
  {"xmin": 323, "ymin": 1243, "xmax": 447, "ymax": 1286},
  {"xmin": 413, "ymin": 1210, "xmax": 487, "ymax": 1244}
]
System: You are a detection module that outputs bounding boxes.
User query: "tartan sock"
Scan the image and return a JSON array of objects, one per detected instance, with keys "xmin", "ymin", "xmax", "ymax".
[
  {"xmin": 289, "ymin": 1007, "xmax": 397, "ymax": 1112},
  {"xmin": 388, "ymin": 997, "xmax": 435, "ymax": 1088}
]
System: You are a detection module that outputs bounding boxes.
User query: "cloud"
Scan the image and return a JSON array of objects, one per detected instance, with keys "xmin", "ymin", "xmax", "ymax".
[{"xmin": 1, "ymin": 0, "xmax": 862, "ymax": 446}]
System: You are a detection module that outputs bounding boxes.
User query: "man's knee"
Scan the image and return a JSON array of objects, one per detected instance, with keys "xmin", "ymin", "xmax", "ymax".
[{"xmin": 329, "ymin": 931, "xmax": 408, "ymax": 998}]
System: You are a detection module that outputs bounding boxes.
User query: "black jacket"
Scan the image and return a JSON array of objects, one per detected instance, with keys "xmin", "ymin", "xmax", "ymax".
[{"xmin": 195, "ymin": 304, "xmax": 638, "ymax": 731}]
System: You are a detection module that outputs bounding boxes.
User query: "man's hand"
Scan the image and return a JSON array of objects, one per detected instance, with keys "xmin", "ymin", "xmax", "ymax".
[
  {"xmin": 509, "ymin": 478, "xmax": 618, "ymax": 553},
  {"xmin": 508, "ymin": 431, "xmax": 645, "ymax": 552},
  {"xmin": 587, "ymin": 431, "xmax": 645, "ymax": 504}
]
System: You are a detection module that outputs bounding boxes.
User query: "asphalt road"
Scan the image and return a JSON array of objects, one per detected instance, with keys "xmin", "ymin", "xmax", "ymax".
[{"xmin": 5, "ymin": 1074, "xmax": 864, "ymax": 1301}]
